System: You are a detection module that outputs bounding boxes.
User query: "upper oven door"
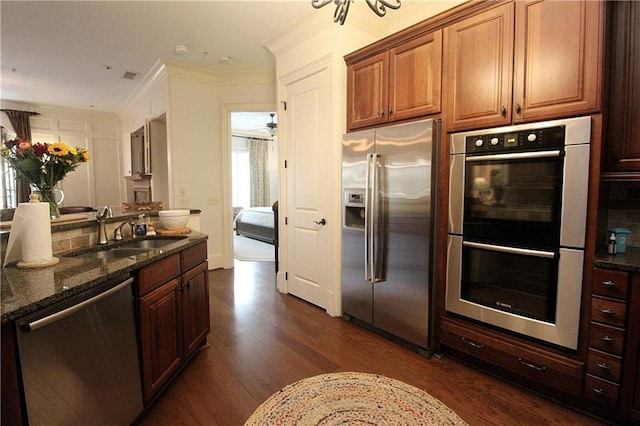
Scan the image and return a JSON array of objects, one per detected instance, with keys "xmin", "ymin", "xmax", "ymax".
[{"xmin": 463, "ymin": 150, "xmax": 564, "ymax": 249}]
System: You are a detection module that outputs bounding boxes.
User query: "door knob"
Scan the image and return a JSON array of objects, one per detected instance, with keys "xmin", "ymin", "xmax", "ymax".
[{"xmin": 314, "ymin": 218, "xmax": 326, "ymax": 226}]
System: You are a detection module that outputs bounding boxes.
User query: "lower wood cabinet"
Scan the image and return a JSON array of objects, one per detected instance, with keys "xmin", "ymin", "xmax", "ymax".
[
  {"xmin": 137, "ymin": 242, "xmax": 210, "ymax": 403},
  {"xmin": 586, "ymin": 267, "xmax": 640, "ymax": 423},
  {"xmin": 439, "ymin": 318, "xmax": 584, "ymax": 397}
]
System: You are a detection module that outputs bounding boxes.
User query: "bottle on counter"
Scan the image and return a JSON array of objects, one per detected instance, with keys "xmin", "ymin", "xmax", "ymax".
[
  {"xmin": 135, "ymin": 214, "xmax": 147, "ymax": 237},
  {"xmin": 607, "ymin": 232, "xmax": 617, "ymax": 255}
]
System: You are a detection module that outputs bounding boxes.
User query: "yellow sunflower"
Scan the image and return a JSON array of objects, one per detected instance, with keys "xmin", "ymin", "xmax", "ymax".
[{"xmin": 48, "ymin": 142, "xmax": 71, "ymax": 156}]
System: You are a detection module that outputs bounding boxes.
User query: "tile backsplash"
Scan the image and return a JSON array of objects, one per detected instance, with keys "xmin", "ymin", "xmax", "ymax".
[{"xmin": 606, "ymin": 182, "xmax": 640, "ymax": 248}]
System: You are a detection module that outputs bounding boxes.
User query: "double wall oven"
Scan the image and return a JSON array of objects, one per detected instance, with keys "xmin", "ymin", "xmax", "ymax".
[{"xmin": 447, "ymin": 117, "xmax": 591, "ymax": 350}]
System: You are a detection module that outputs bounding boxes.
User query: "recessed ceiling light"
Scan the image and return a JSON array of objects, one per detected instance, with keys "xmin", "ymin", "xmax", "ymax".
[
  {"xmin": 175, "ymin": 45, "xmax": 189, "ymax": 56},
  {"xmin": 218, "ymin": 56, "xmax": 231, "ymax": 65}
]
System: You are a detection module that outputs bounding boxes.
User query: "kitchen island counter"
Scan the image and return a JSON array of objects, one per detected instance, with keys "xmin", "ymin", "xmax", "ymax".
[
  {"xmin": 1, "ymin": 231, "xmax": 208, "ymax": 323},
  {"xmin": 594, "ymin": 246, "xmax": 640, "ymax": 273}
]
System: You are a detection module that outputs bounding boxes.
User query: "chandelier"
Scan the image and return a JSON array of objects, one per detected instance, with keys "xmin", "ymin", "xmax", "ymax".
[{"xmin": 311, "ymin": 0, "xmax": 401, "ymax": 25}]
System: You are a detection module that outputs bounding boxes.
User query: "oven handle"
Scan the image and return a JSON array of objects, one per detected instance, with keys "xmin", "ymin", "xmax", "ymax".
[
  {"xmin": 465, "ymin": 150, "xmax": 561, "ymax": 162},
  {"xmin": 463, "ymin": 241, "xmax": 556, "ymax": 259}
]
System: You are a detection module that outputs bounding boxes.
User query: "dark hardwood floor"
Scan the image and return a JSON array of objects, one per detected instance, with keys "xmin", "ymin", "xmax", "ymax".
[{"xmin": 138, "ymin": 260, "xmax": 605, "ymax": 425}]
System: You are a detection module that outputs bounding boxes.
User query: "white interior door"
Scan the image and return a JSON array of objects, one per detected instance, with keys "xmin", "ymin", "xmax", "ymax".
[{"xmin": 283, "ymin": 66, "xmax": 332, "ymax": 310}]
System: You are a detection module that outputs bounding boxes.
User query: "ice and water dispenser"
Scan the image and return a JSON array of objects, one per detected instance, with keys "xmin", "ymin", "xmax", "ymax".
[{"xmin": 343, "ymin": 189, "xmax": 365, "ymax": 229}]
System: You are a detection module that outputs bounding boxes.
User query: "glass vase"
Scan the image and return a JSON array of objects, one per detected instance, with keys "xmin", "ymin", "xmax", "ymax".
[{"xmin": 31, "ymin": 187, "xmax": 63, "ymax": 220}]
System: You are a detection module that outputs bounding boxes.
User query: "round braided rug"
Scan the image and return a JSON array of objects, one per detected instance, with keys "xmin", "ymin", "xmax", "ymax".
[{"xmin": 245, "ymin": 371, "xmax": 468, "ymax": 425}]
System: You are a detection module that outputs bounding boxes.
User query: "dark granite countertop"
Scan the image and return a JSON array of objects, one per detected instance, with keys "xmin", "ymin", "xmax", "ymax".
[
  {"xmin": 1, "ymin": 231, "xmax": 208, "ymax": 323},
  {"xmin": 594, "ymin": 246, "xmax": 640, "ymax": 273}
]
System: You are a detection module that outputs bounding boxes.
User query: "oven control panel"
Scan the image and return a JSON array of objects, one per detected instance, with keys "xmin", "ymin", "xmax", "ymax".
[{"xmin": 466, "ymin": 125, "xmax": 565, "ymax": 154}]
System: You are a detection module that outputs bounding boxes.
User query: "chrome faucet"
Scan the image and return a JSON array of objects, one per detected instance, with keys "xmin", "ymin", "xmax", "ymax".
[
  {"xmin": 96, "ymin": 206, "xmax": 113, "ymax": 245},
  {"xmin": 114, "ymin": 220, "xmax": 136, "ymax": 241}
]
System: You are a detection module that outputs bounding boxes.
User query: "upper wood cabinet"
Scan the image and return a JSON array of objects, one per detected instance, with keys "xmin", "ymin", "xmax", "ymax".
[
  {"xmin": 602, "ymin": 0, "xmax": 640, "ymax": 178},
  {"xmin": 347, "ymin": 31, "xmax": 442, "ymax": 131},
  {"xmin": 444, "ymin": 0, "xmax": 604, "ymax": 132}
]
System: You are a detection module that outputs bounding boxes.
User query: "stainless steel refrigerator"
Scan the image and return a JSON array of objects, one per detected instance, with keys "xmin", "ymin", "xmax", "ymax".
[{"xmin": 342, "ymin": 118, "xmax": 440, "ymax": 354}]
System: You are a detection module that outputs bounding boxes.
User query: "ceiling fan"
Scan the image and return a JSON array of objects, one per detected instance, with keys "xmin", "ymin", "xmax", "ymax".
[{"xmin": 266, "ymin": 113, "xmax": 277, "ymax": 136}]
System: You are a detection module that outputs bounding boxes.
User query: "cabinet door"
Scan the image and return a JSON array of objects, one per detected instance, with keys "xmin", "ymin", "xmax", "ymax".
[
  {"xmin": 389, "ymin": 31, "xmax": 442, "ymax": 122},
  {"xmin": 181, "ymin": 261, "xmax": 210, "ymax": 358},
  {"xmin": 513, "ymin": 0, "xmax": 603, "ymax": 122},
  {"xmin": 347, "ymin": 51, "xmax": 389, "ymax": 130},
  {"xmin": 139, "ymin": 278, "xmax": 182, "ymax": 403},
  {"xmin": 443, "ymin": 2, "xmax": 514, "ymax": 131},
  {"xmin": 604, "ymin": 0, "xmax": 640, "ymax": 174}
]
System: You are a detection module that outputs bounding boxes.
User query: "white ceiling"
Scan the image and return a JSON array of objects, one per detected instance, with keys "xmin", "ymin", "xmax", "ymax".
[{"xmin": 0, "ymin": 1, "xmax": 315, "ymax": 114}]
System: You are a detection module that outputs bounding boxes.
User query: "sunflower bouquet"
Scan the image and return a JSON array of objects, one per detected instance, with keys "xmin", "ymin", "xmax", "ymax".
[
  {"xmin": 1, "ymin": 137, "xmax": 90, "ymax": 217},
  {"xmin": 1, "ymin": 137, "xmax": 90, "ymax": 190}
]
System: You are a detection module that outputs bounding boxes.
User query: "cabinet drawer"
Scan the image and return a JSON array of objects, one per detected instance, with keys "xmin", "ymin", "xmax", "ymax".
[
  {"xmin": 591, "ymin": 296, "xmax": 627, "ymax": 328},
  {"xmin": 181, "ymin": 242, "xmax": 207, "ymax": 272},
  {"xmin": 592, "ymin": 268, "xmax": 629, "ymax": 300},
  {"xmin": 440, "ymin": 319, "xmax": 583, "ymax": 396},
  {"xmin": 584, "ymin": 374, "xmax": 619, "ymax": 408},
  {"xmin": 587, "ymin": 349, "xmax": 622, "ymax": 383},
  {"xmin": 589, "ymin": 322, "xmax": 625, "ymax": 356},
  {"xmin": 137, "ymin": 253, "xmax": 181, "ymax": 296}
]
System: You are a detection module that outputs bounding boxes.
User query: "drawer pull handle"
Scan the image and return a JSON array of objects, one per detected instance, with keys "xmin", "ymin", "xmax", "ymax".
[
  {"xmin": 602, "ymin": 280, "xmax": 617, "ymax": 287},
  {"xmin": 601, "ymin": 335, "xmax": 615, "ymax": 343},
  {"xmin": 518, "ymin": 358, "xmax": 547, "ymax": 372},
  {"xmin": 596, "ymin": 362, "xmax": 610, "ymax": 370},
  {"xmin": 461, "ymin": 337, "xmax": 484, "ymax": 349},
  {"xmin": 593, "ymin": 388, "xmax": 605, "ymax": 395},
  {"xmin": 600, "ymin": 308, "xmax": 616, "ymax": 316}
]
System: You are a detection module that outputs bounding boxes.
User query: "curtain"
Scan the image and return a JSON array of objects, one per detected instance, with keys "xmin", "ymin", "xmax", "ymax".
[
  {"xmin": 2, "ymin": 109, "xmax": 38, "ymax": 203},
  {"xmin": 249, "ymin": 138, "xmax": 270, "ymax": 207}
]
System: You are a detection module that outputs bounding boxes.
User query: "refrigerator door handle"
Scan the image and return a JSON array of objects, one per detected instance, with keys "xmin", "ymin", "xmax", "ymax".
[
  {"xmin": 371, "ymin": 153, "xmax": 381, "ymax": 283},
  {"xmin": 365, "ymin": 153, "xmax": 373, "ymax": 282}
]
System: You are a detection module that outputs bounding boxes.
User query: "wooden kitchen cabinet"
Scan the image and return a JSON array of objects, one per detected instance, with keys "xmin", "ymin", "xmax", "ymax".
[
  {"xmin": 139, "ymin": 276, "xmax": 183, "ymax": 401},
  {"xmin": 586, "ymin": 268, "xmax": 640, "ymax": 423},
  {"xmin": 602, "ymin": 0, "xmax": 640, "ymax": 178},
  {"xmin": 346, "ymin": 31, "xmax": 442, "ymax": 131},
  {"xmin": 444, "ymin": 0, "xmax": 603, "ymax": 132},
  {"xmin": 180, "ymin": 253, "xmax": 210, "ymax": 359},
  {"xmin": 439, "ymin": 317, "xmax": 584, "ymax": 397},
  {"xmin": 137, "ymin": 242, "xmax": 210, "ymax": 403}
]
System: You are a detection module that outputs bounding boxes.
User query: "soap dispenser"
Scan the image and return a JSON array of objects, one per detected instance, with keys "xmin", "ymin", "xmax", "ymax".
[{"xmin": 135, "ymin": 214, "xmax": 147, "ymax": 237}]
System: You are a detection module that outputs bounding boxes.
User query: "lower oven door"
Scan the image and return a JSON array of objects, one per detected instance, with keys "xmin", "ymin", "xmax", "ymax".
[{"xmin": 446, "ymin": 235, "xmax": 583, "ymax": 349}]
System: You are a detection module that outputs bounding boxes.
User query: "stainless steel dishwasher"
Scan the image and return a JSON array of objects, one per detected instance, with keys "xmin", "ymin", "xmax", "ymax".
[{"xmin": 15, "ymin": 274, "xmax": 143, "ymax": 425}]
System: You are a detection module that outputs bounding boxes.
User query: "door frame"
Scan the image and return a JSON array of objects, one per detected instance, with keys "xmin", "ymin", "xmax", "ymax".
[{"xmin": 221, "ymin": 103, "xmax": 277, "ymax": 269}]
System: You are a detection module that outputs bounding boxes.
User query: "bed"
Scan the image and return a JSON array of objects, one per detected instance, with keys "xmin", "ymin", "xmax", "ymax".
[{"xmin": 234, "ymin": 206, "xmax": 275, "ymax": 244}]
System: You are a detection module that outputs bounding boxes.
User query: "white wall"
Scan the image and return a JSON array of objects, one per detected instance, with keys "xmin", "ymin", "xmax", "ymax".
[
  {"xmin": 0, "ymin": 101, "xmax": 122, "ymax": 208},
  {"xmin": 135, "ymin": 63, "xmax": 278, "ymax": 269}
]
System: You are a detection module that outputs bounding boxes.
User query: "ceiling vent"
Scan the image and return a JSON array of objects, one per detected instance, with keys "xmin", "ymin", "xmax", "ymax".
[{"xmin": 122, "ymin": 71, "xmax": 138, "ymax": 80}]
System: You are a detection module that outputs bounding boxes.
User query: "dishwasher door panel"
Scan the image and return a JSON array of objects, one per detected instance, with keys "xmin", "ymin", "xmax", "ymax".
[{"xmin": 16, "ymin": 276, "xmax": 143, "ymax": 426}]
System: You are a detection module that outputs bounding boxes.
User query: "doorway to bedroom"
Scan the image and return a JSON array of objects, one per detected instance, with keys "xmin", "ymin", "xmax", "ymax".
[{"xmin": 231, "ymin": 111, "xmax": 278, "ymax": 262}]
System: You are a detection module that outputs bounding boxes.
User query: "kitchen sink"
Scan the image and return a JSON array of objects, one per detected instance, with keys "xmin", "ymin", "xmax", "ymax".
[
  {"xmin": 120, "ymin": 238, "xmax": 184, "ymax": 249},
  {"xmin": 73, "ymin": 248, "xmax": 153, "ymax": 259},
  {"xmin": 68, "ymin": 237, "xmax": 187, "ymax": 258}
]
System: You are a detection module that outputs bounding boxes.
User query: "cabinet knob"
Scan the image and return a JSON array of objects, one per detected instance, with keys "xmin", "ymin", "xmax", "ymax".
[
  {"xmin": 601, "ymin": 335, "xmax": 615, "ymax": 343},
  {"xmin": 596, "ymin": 362, "xmax": 610, "ymax": 370},
  {"xmin": 602, "ymin": 280, "xmax": 617, "ymax": 287},
  {"xmin": 380, "ymin": 109, "xmax": 385, "ymax": 116},
  {"xmin": 388, "ymin": 108, "xmax": 394, "ymax": 115},
  {"xmin": 501, "ymin": 106, "xmax": 506, "ymax": 117},
  {"xmin": 600, "ymin": 308, "xmax": 616, "ymax": 316}
]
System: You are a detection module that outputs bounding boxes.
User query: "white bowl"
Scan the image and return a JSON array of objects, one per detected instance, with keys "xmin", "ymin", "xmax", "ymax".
[{"xmin": 158, "ymin": 209, "xmax": 190, "ymax": 230}]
